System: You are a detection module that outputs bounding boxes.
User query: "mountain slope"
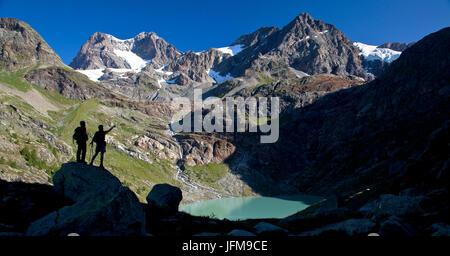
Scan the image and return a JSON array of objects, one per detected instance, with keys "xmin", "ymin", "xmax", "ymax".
[
  {"xmin": 243, "ymin": 27, "xmax": 449, "ymax": 197},
  {"xmin": 70, "ymin": 32, "xmax": 182, "ymax": 71},
  {"xmin": 0, "ymin": 18, "xmax": 64, "ymax": 71},
  {"xmin": 214, "ymin": 13, "xmax": 369, "ymax": 80}
]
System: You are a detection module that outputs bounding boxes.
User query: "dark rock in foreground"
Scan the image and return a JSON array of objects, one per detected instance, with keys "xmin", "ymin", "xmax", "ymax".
[
  {"xmin": 146, "ymin": 183, "xmax": 183, "ymax": 217},
  {"xmin": 0, "ymin": 180, "xmax": 70, "ymax": 232},
  {"xmin": 26, "ymin": 163, "xmax": 146, "ymax": 236}
]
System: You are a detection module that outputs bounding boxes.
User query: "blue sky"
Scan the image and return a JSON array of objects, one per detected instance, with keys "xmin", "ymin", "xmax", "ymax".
[{"xmin": 1, "ymin": 0, "xmax": 449, "ymax": 64}]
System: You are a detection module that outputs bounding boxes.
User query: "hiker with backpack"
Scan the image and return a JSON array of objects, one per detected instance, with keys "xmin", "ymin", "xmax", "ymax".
[
  {"xmin": 89, "ymin": 124, "xmax": 116, "ymax": 168},
  {"xmin": 73, "ymin": 121, "xmax": 89, "ymax": 164}
]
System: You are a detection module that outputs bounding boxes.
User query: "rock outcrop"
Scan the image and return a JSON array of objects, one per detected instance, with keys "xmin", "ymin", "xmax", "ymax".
[
  {"xmin": 26, "ymin": 163, "xmax": 146, "ymax": 236},
  {"xmin": 146, "ymin": 183, "xmax": 182, "ymax": 216},
  {"xmin": 0, "ymin": 18, "xmax": 64, "ymax": 71},
  {"xmin": 178, "ymin": 134, "xmax": 236, "ymax": 166},
  {"xmin": 24, "ymin": 66, "xmax": 116, "ymax": 100},
  {"xmin": 0, "ymin": 180, "xmax": 70, "ymax": 232},
  {"xmin": 166, "ymin": 49, "xmax": 226, "ymax": 85}
]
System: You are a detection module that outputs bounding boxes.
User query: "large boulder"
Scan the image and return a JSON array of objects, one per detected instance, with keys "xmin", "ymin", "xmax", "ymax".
[
  {"xmin": 53, "ymin": 162, "xmax": 123, "ymax": 202},
  {"xmin": 146, "ymin": 183, "xmax": 182, "ymax": 216},
  {"xmin": 26, "ymin": 163, "xmax": 146, "ymax": 236}
]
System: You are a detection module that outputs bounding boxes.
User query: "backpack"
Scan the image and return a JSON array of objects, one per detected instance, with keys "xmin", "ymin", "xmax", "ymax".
[{"xmin": 73, "ymin": 127, "xmax": 81, "ymax": 141}]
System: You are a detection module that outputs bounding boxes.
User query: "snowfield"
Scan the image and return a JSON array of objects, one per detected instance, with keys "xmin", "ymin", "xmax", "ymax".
[
  {"xmin": 354, "ymin": 42, "xmax": 402, "ymax": 63},
  {"xmin": 113, "ymin": 49, "xmax": 150, "ymax": 70},
  {"xmin": 76, "ymin": 34, "xmax": 152, "ymax": 81},
  {"xmin": 76, "ymin": 67, "xmax": 144, "ymax": 81},
  {"xmin": 155, "ymin": 65, "xmax": 174, "ymax": 76},
  {"xmin": 76, "ymin": 69, "xmax": 104, "ymax": 81},
  {"xmin": 208, "ymin": 69, "xmax": 234, "ymax": 84},
  {"xmin": 215, "ymin": 44, "xmax": 245, "ymax": 56}
]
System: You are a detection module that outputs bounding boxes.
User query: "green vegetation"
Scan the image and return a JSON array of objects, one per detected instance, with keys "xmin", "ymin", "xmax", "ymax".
[
  {"xmin": 106, "ymin": 148, "xmax": 177, "ymax": 185},
  {"xmin": 185, "ymin": 163, "xmax": 229, "ymax": 190},
  {"xmin": 8, "ymin": 161, "xmax": 17, "ymax": 168},
  {"xmin": 0, "ymin": 69, "xmax": 235, "ymax": 202},
  {"xmin": 20, "ymin": 146, "xmax": 47, "ymax": 170},
  {"xmin": 257, "ymin": 73, "xmax": 276, "ymax": 85},
  {"xmin": 0, "ymin": 69, "xmax": 31, "ymax": 92},
  {"xmin": 101, "ymin": 148, "xmax": 181, "ymax": 201},
  {"xmin": 34, "ymin": 86, "xmax": 79, "ymax": 106},
  {"xmin": 19, "ymin": 146, "xmax": 59, "ymax": 178},
  {"xmin": 48, "ymin": 144, "xmax": 59, "ymax": 158},
  {"xmin": 59, "ymin": 99, "xmax": 100, "ymax": 141},
  {"xmin": 248, "ymin": 115, "xmax": 271, "ymax": 126}
]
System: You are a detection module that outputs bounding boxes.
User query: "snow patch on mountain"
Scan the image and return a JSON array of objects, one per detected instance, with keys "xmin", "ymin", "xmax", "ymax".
[
  {"xmin": 110, "ymin": 35, "xmax": 133, "ymax": 43},
  {"xmin": 208, "ymin": 69, "xmax": 234, "ymax": 84},
  {"xmin": 155, "ymin": 65, "xmax": 174, "ymax": 76},
  {"xmin": 354, "ymin": 42, "xmax": 401, "ymax": 63},
  {"xmin": 157, "ymin": 79, "xmax": 165, "ymax": 88},
  {"xmin": 76, "ymin": 69, "xmax": 104, "ymax": 81},
  {"xmin": 76, "ymin": 67, "xmax": 141, "ymax": 82},
  {"xmin": 215, "ymin": 44, "xmax": 245, "ymax": 56},
  {"xmin": 113, "ymin": 49, "xmax": 150, "ymax": 70}
]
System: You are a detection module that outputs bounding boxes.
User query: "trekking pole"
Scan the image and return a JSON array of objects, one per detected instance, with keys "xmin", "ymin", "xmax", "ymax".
[{"xmin": 89, "ymin": 143, "xmax": 93, "ymax": 163}]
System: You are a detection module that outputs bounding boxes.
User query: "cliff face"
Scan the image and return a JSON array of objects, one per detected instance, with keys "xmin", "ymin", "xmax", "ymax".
[{"xmin": 0, "ymin": 18, "xmax": 64, "ymax": 71}]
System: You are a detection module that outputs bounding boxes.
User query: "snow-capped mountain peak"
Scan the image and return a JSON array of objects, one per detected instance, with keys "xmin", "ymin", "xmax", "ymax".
[{"xmin": 70, "ymin": 31, "xmax": 181, "ymax": 71}]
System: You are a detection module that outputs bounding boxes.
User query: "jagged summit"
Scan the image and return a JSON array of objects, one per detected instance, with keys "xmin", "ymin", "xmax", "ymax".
[
  {"xmin": 287, "ymin": 12, "xmax": 315, "ymax": 25},
  {"xmin": 68, "ymin": 12, "xmax": 376, "ymax": 90},
  {"xmin": 213, "ymin": 12, "xmax": 369, "ymax": 79},
  {"xmin": 231, "ymin": 26, "xmax": 280, "ymax": 47},
  {"xmin": 70, "ymin": 31, "xmax": 182, "ymax": 71}
]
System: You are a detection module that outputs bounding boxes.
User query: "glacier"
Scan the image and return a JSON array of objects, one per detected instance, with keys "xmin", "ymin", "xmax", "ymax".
[{"xmin": 354, "ymin": 42, "xmax": 402, "ymax": 63}]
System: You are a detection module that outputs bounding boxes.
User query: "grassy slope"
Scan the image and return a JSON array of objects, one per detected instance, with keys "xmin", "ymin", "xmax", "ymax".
[
  {"xmin": 0, "ymin": 69, "xmax": 31, "ymax": 92},
  {"xmin": 0, "ymin": 68, "xmax": 183, "ymax": 201},
  {"xmin": 184, "ymin": 163, "xmax": 229, "ymax": 191},
  {"xmin": 0, "ymin": 66, "xmax": 245, "ymax": 202},
  {"xmin": 51, "ymin": 98, "xmax": 182, "ymax": 201}
]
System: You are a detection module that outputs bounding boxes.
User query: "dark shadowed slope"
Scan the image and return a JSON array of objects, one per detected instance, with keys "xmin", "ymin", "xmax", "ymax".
[{"xmin": 235, "ymin": 27, "xmax": 449, "ymax": 197}]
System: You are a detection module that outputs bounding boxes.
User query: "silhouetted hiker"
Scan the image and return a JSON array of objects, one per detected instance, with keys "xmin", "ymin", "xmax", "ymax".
[
  {"xmin": 89, "ymin": 124, "xmax": 115, "ymax": 168},
  {"xmin": 73, "ymin": 121, "xmax": 88, "ymax": 164}
]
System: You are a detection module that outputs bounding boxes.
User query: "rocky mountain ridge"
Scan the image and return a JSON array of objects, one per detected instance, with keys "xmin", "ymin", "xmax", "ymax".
[
  {"xmin": 0, "ymin": 18, "xmax": 65, "ymax": 71},
  {"xmin": 70, "ymin": 31, "xmax": 182, "ymax": 70},
  {"xmin": 70, "ymin": 12, "xmax": 400, "ymax": 101},
  {"xmin": 214, "ymin": 13, "xmax": 369, "ymax": 80}
]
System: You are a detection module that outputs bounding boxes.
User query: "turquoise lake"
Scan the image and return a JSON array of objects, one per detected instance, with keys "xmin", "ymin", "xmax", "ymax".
[{"xmin": 179, "ymin": 195, "xmax": 323, "ymax": 220}]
